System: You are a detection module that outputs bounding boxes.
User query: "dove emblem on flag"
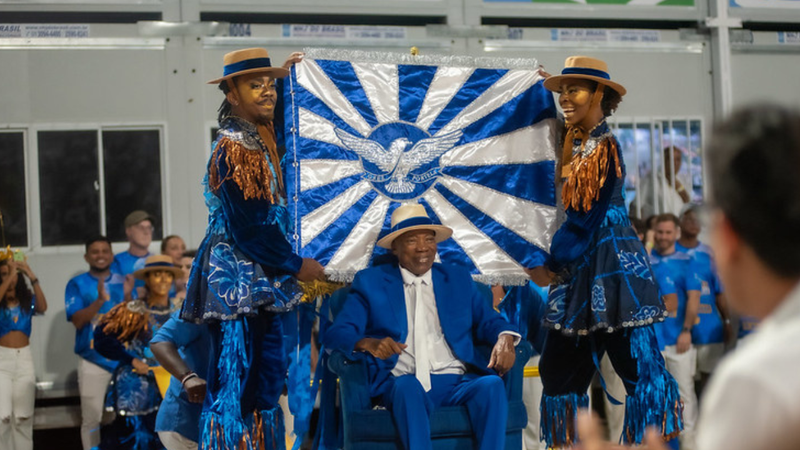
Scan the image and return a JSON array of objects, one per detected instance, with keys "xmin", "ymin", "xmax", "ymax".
[{"xmin": 334, "ymin": 127, "xmax": 462, "ymax": 195}]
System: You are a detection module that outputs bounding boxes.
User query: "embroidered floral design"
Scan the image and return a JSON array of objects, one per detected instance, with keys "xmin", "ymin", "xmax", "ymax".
[
  {"xmin": 591, "ymin": 283, "xmax": 607, "ymax": 312},
  {"xmin": 546, "ymin": 285, "xmax": 567, "ymax": 324},
  {"xmin": 618, "ymin": 251, "xmax": 652, "ymax": 280},
  {"xmin": 209, "ymin": 242, "xmax": 255, "ymax": 308}
]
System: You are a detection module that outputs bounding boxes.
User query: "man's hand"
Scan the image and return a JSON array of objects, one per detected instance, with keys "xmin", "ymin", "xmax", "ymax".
[
  {"xmin": 355, "ymin": 337, "xmax": 406, "ymax": 360},
  {"xmin": 132, "ymin": 358, "xmax": 150, "ymax": 375},
  {"xmin": 282, "ymin": 52, "xmax": 305, "ymax": 69},
  {"xmin": 525, "ymin": 266, "xmax": 555, "ymax": 287},
  {"xmin": 296, "ymin": 258, "xmax": 326, "ymax": 282},
  {"xmin": 123, "ymin": 275, "xmax": 135, "ymax": 300},
  {"xmin": 488, "ymin": 334, "xmax": 516, "ymax": 376},
  {"xmin": 184, "ymin": 376, "xmax": 207, "ymax": 404},
  {"xmin": 676, "ymin": 330, "xmax": 692, "ymax": 354},
  {"xmin": 96, "ymin": 278, "xmax": 110, "ymax": 302}
]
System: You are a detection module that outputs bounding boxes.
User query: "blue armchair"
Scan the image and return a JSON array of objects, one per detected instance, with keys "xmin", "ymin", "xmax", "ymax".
[{"xmin": 327, "ymin": 339, "xmax": 533, "ymax": 450}]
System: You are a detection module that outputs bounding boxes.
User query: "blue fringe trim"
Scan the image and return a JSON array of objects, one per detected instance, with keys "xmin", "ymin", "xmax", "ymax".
[
  {"xmin": 200, "ymin": 320, "xmax": 254, "ymax": 450},
  {"xmin": 121, "ymin": 415, "xmax": 154, "ymax": 450},
  {"xmin": 252, "ymin": 406, "xmax": 286, "ymax": 450},
  {"xmin": 622, "ymin": 326, "xmax": 684, "ymax": 444},
  {"xmin": 540, "ymin": 392, "xmax": 589, "ymax": 447}
]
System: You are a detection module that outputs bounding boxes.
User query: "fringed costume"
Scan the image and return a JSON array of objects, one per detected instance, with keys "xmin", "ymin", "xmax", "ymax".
[
  {"xmin": 539, "ymin": 119, "xmax": 683, "ymax": 447},
  {"xmin": 181, "ymin": 115, "xmax": 303, "ymax": 450},
  {"xmin": 93, "ymin": 299, "xmax": 177, "ymax": 450}
]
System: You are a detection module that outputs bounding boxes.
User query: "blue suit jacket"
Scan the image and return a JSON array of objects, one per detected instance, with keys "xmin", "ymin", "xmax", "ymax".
[{"xmin": 324, "ymin": 262, "xmax": 515, "ymax": 398}]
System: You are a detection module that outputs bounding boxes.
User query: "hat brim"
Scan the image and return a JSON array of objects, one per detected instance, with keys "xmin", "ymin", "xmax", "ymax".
[
  {"xmin": 207, "ymin": 66, "xmax": 290, "ymax": 85},
  {"xmin": 376, "ymin": 224, "xmax": 453, "ymax": 249},
  {"xmin": 133, "ymin": 265, "xmax": 184, "ymax": 281},
  {"xmin": 543, "ymin": 74, "xmax": 626, "ymax": 97}
]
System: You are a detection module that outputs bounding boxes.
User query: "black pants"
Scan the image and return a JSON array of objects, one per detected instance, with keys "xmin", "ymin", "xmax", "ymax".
[{"xmin": 539, "ymin": 328, "xmax": 638, "ymax": 397}]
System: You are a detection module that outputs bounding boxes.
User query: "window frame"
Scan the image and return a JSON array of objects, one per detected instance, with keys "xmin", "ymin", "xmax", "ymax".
[
  {"xmin": 13, "ymin": 121, "xmax": 169, "ymax": 255},
  {"xmin": 609, "ymin": 115, "xmax": 707, "ymax": 219},
  {"xmin": 0, "ymin": 126, "xmax": 31, "ymax": 250}
]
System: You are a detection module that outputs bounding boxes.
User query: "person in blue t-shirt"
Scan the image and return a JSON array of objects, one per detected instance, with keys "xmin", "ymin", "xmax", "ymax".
[
  {"xmin": 111, "ymin": 211, "xmax": 155, "ymax": 299},
  {"xmin": 65, "ymin": 236, "xmax": 132, "ymax": 450},
  {"xmin": 676, "ymin": 206, "xmax": 731, "ymax": 395},
  {"xmin": 0, "ymin": 257, "xmax": 47, "ymax": 450},
  {"xmin": 650, "ymin": 213, "xmax": 702, "ymax": 450},
  {"xmin": 150, "ymin": 313, "xmax": 210, "ymax": 450}
]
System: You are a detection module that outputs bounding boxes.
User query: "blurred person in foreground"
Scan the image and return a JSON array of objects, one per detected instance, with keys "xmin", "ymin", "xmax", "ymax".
[{"xmin": 572, "ymin": 105, "xmax": 800, "ymax": 450}]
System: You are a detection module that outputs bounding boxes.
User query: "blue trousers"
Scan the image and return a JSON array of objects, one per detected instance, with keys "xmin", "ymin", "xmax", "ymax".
[{"xmin": 381, "ymin": 373, "xmax": 507, "ymax": 450}]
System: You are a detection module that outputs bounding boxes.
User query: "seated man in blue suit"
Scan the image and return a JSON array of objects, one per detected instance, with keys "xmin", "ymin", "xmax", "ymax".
[{"xmin": 325, "ymin": 203, "xmax": 520, "ymax": 450}]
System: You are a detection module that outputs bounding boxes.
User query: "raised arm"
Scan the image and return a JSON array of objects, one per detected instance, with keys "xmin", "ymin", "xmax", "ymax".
[
  {"xmin": 213, "ymin": 146, "xmax": 324, "ymax": 281},
  {"xmin": 66, "ymin": 278, "xmax": 107, "ymax": 329},
  {"xmin": 17, "ymin": 261, "xmax": 46, "ymax": 313}
]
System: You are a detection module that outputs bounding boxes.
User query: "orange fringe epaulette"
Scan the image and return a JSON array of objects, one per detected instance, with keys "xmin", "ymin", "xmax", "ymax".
[
  {"xmin": 208, "ymin": 123, "xmax": 285, "ymax": 203},
  {"xmin": 560, "ymin": 127, "xmax": 621, "ymax": 213},
  {"xmin": 204, "ymin": 414, "xmax": 255, "ymax": 450},
  {"xmin": 100, "ymin": 301, "xmax": 150, "ymax": 342}
]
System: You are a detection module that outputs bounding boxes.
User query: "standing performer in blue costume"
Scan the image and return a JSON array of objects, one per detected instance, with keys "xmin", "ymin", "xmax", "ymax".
[
  {"xmin": 94, "ymin": 254, "xmax": 184, "ymax": 450},
  {"xmin": 527, "ymin": 56, "xmax": 683, "ymax": 447},
  {"xmin": 180, "ymin": 48, "xmax": 325, "ymax": 450}
]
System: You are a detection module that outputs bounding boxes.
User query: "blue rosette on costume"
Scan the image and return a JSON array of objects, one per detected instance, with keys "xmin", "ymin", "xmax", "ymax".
[
  {"xmin": 105, "ymin": 364, "xmax": 162, "ymax": 416},
  {"xmin": 182, "ymin": 231, "xmax": 303, "ymax": 322}
]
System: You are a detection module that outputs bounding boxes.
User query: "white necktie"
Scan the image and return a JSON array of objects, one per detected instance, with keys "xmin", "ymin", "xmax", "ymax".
[{"xmin": 412, "ymin": 277, "xmax": 431, "ymax": 391}]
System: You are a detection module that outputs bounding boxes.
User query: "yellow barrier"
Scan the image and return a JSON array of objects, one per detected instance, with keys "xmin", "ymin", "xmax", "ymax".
[
  {"xmin": 151, "ymin": 366, "xmax": 171, "ymax": 398},
  {"xmin": 523, "ymin": 366, "xmax": 540, "ymax": 378}
]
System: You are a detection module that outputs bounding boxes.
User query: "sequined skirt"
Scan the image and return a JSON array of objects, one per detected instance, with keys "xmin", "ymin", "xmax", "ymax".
[{"xmin": 544, "ymin": 224, "xmax": 667, "ymax": 335}]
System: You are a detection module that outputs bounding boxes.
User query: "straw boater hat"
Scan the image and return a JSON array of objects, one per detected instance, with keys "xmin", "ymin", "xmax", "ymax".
[
  {"xmin": 543, "ymin": 56, "xmax": 626, "ymax": 97},
  {"xmin": 376, "ymin": 204, "xmax": 453, "ymax": 249},
  {"xmin": 207, "ymin": 48, "xmax": 289, "ymax": 85},
  {"xmin": 133, "ymin": 254, "xmax": 184, "ymax": 280}
]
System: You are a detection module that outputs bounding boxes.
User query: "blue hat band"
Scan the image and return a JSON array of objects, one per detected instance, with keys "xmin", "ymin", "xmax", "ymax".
[
  {"xmin": 223, "ymin": 57, "xmax": 273, "ymax": 77},
  {"xmin": 144, "ymin": 261, "xmax": 176, "ymax": 270},
  {"xmin": 390, "ymin": 216, "xmax": 436, "ymax": 234},
  {"xmin": 561, "ymin": 67, "xmax": 610, "ymax": 80}
]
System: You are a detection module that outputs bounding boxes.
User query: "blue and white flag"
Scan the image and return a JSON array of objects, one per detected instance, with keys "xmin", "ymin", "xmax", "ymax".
[{"xmin": 285, "ymin": 48, "xmax": 560, "ymax": 285}]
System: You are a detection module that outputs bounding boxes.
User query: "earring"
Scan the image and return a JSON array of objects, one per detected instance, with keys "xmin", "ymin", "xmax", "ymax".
[{"xmin": 232, "ymin": 100, "xmax": 239, "ymax": 106}]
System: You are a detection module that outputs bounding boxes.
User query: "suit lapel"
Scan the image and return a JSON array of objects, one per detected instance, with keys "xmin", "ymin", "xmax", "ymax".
[
  {"xmin": 431, "ymin": 265, "xmax": 453, "ymax": 337},
  {"xmin": 385, "ymin": 265, "xmax": 408, "ymax": 342}
]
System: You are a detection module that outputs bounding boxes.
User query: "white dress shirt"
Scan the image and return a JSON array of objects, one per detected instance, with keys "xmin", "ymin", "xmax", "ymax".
[
  {"xmin": 697, "ymin": 281, "xmax": 800, "ymax": 450},
  {"xmin": 639, "ymin": 173, "xmax": 687, "ymax": 218},
  {"xmin": 392, "ymin": 267, "xmax": 466, "ymax": 378},
  {"xmin": 391, "ymin": 267, "xmax": 520, "ymax": 380}
]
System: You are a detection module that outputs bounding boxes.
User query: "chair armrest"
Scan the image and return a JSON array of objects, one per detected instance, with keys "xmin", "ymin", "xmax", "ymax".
[
  {"xmin": 505, "ymin": 341, "xmax": 533, "ymax": 402},
  {"xmin": 327, "ymin": 349, "xmax": 373, "ymax": 413}
]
